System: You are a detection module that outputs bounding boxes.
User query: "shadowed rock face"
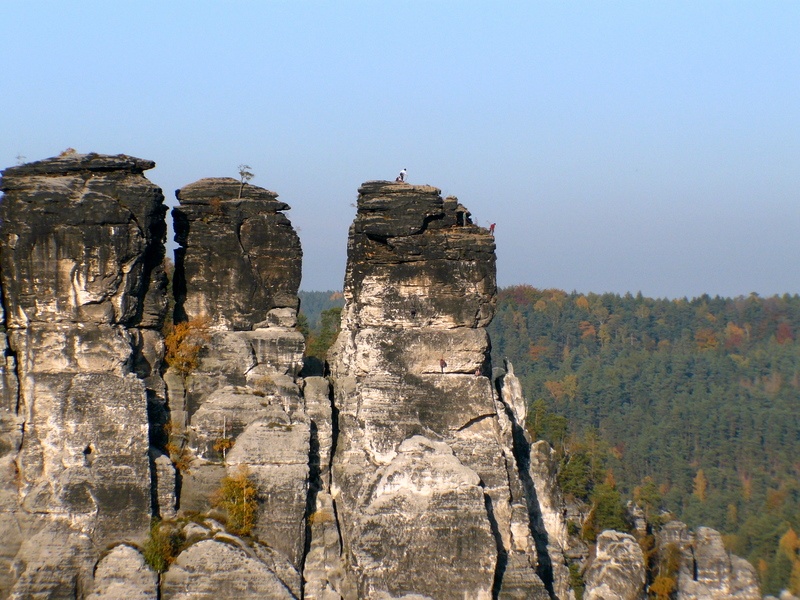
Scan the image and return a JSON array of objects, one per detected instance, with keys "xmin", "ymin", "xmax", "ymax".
[
  {"xmin": 0, "ymin": 153, "xmax": 167, "ymax": 596},
  {"xmin": 173, "ymin": 178, "xmax": 301, "ymax": 330},
  {"xmin": 164, "ymin": 176, "xmax": 311, "ymax": 591},
  {"xmin": 327, "ymin": 182, "xmax": 549, "ymax": 599}
]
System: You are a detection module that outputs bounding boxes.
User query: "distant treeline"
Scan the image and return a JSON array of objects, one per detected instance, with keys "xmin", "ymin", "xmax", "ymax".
[
  {"xmin": 298, "ymin": 291, "xmax": 344, "ymax": 331},
  {"xmin": 488, "ymin": 286, "xmax": 800, "ymax": 595}
]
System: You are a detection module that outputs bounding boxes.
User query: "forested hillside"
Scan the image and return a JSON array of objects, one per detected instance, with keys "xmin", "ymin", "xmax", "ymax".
[
  {"xmin": 298, "ymin": 290, "xmax": 344, "ymax": 330},
  {"xmin": 488, "ymin": 286, "xmax": 800, "ymax": 594}
]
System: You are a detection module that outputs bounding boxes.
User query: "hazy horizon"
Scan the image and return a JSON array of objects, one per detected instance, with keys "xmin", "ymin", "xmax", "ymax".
[{"xmin": 2, "ymin": 2, "xmax": 798, "ymax": 299}]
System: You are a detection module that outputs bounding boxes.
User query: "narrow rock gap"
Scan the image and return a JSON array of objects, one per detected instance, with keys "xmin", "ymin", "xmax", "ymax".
[
  {"xmin": 483, "ymin": 489, "xmax": 508, "ymax": 599},
  {"xmin": 496, "ymin": 375, "xmax": 557, "ymax": 598},
  {"xmin": 328, "ymin": 380, "xmax": 340, "ymax": 487},
  {"xmin": 302, "ymin": 418, "xmax": 321, "ymax": 574}
]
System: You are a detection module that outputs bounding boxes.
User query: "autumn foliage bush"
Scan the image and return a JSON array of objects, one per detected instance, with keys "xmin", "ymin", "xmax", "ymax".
[
  {"xmin": 211, "ymin": 466, "xmax": 259, "ymax": 536},
  {"xmin": 164, "ymin": 316, "xmax": 210, "ymax": 377}
]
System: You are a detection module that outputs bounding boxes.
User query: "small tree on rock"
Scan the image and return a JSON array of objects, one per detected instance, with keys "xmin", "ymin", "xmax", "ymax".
[
  {"xmin": 211, "ymin": 465, "xmax": 258, "ymax": 535},
  {"xmin": 238, "ymin": 164, "xmax": 254, "ymax": 198}
]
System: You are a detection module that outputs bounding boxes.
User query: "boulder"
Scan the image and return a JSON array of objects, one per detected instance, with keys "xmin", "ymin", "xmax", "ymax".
[
  {"xmin": 583, "ymin": 530, "xmax": 646, "ymax": 600},
  {"xmin": 87, "ymin": 544, "xmax": 158, "ymax": 600},
  {"xmin": 161, "ymin": 539, "xmax": 297, "ymax": 599}
]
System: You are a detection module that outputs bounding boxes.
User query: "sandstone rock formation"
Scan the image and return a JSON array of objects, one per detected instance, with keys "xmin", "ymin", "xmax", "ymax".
[
  {"xmin": 0, "ymin": 153, "xmax": 167, "ymax": 597},
  {"xmin": 326, "ymin": 182, "xmax": 552, "ymax": 599},
  {"xmin": 160, "ymin": 177, "xmax": 310, "ymax": 592},
  {"xmin": 583, "ymin": 530, "xmax": 646, "ymax": 600},
  {"xmin": 0, "ymin": 157, "xmax": 765, "ymax": 599},
  {"xmin": 173, "ymin": 177, "xmax": 301, "ymax": 329},
  {"xmin": 659, "ymin": 521, "xmax": 761, "ymax": 600}
]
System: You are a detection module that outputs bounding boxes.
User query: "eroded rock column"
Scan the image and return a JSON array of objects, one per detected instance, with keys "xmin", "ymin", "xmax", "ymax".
[
  {"xmin": 0, "ymin": 153, "xmax": 167, "ymax": 597},
  {"xmin": 328, "ymin": 181, "xmax": 550, "ymax": 599},
  {"xmin": 163, "ymin": 177, "xmax": 309, "ymax": 597}
]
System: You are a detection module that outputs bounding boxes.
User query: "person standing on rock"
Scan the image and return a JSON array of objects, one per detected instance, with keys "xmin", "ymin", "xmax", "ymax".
[
  {"xmin": 439, "ymin": 357, "xmax": 447, "ymax": 373},
  {"xmin": 396, "ymin": 168, "xmax": 407, "ymax": 182}
]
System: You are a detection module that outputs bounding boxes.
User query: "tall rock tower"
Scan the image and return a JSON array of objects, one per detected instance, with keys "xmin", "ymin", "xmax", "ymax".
[
  {"xmin": 0, "ymin": 153, "xmax": 168, "ymax": 596},
  {"xmin": 327, "ymin": 181, "xmax": 551, "ymax": 599},
  {"xmin": 160, "ymin": 177, "xmax": 309, "ymax": 597}
]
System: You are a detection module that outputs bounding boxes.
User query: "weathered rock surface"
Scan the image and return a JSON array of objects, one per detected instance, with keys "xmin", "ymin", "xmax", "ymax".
[
  {"xmin": 327, "ymin": 182, "xmax": 550, "ymax": 599},
  {"xmin": 0, "ymin": 153, "xmax": 167, "ymax": 596},
  {"xmin": 87, "ymin": 545, "xmax": 158, "ymax": 600},
  {"xmin": 161, "ymin": 538, "xmax": 296, "ymax": 599},
  {"xmin": 168, "ymin": 176, "xmax": 310, "ymax": 576},
  {"xmin": 173, "ymin": 177, "xmax": 301, "ymax": 330},
  {"xmin": 661, "ymin": 523, "xmax": 761, "ymax": 600},
  {"xmin": 0, "ymin": 159, "xmax": 767, "ymax": 599},
  {"xmin": 526, "ymin": 439, "xmax": 574, "ymax": 600},
  {"xmin": 583, "ymin": 530, "xmax": 646, "ymax": 600}
]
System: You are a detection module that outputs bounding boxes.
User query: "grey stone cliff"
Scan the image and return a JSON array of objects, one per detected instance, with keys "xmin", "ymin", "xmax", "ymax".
[
  {"xmin": 0, "ymin": 153, "xmax": 167, "ymax": 597},
  {"xmin": 0, "ymin": 159, "xmax": 766, "ymax": 599},
  {"xmin": 326, "ymin": 182, "xmax": 553, "ymax": 599},
  {"xmin": 162, "ymin": 177, "xmax": 310, "ymax": 592}
]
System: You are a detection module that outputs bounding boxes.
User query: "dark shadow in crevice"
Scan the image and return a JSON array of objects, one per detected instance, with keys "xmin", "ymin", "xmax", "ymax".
[
  {"xmin": 495, "ymin": 374, "xmax": 557, "ymax": 599},
  {"xmin": 484, "ymin": 490, "xmax": 508, "ymax": 599}
]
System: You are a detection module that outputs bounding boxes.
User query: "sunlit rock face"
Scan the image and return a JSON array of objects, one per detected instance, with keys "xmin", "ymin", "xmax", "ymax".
[
  {"xmin": 327, "ymin": 181, "xmax": 550, "ymax": 599},
  {"xmin": 658, "ymin": 522, "xmax": 761, "ymax": 600},
  {"xmin": 583, "ymin": 530, "xmax": 646, "ymax": 600},
  {"xmin": 167, "ymin": 177, "xmax": 312, "ymax": 589},
  {"xmin": 0, "ymin": 153, "xmax": 167, "ymax": 596}
]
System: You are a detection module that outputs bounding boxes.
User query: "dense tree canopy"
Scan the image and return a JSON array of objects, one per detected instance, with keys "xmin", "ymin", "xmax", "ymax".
[{"xmin": 488, "ymin": 286, "xmax": 800, "ymax": 595}]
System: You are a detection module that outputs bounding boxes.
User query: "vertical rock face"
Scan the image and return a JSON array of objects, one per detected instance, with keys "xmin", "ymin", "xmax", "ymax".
[
  {"xmin": 583, "ymin": 530, "xmax": 646, "ymax": 600},
  {"xmin": 173, "ymin": 177, "xmax": 301, "ymax": 329},
  {"xmin": 328, "ymin": 182, "xmax": 550, "ymax": 599},
  {"xmin": 658, "ymin": 523, "xmax": 761, "ymax": 600},
  {"xmin": 0, "ymin": 153, "xmax": 167, "ymax": 596},
  {"xmin": 165, "ymin": 178, "xmax": 310, "ymax": 592}
]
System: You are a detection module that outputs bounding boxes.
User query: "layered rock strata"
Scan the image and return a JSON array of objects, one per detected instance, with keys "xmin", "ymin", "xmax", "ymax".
[
  {"xmin": 327, "ymin": 182, "xmax": 552, "ymax": 599},
  {"xmin": 659, "ymin": 521, "xmax": 761, "ymax": 600},
  {"xmin": 0, "ymin": 153, "xmax": 168, "ymax": 596},
  {"xmin": 0, "ymin": 158, "xmax": 766, "ymax": 599},
  {"xmin": 163, "ymin": 178, "xmax": 311, "ymax": 592}
]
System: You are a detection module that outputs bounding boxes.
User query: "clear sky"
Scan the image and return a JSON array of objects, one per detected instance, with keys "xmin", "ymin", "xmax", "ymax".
[{"xmin": 2, "ymin": 1, "xmax": 798, "ymax": 299}]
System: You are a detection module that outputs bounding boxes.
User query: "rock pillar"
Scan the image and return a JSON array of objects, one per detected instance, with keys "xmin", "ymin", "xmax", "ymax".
[
  {"xmin": 328, "ymin": 181, "xmax": 550, "ymax": 599},
  {"xmin": 0, "ymin": 153, "xmax": 167, "ymax": 596},
  {"xmin": 167, "ymin": 177, "xmax": 310, "ymax": 584}
]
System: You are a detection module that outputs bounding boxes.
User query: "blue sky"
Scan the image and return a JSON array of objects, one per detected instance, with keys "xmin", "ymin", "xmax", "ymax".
[{"xmin": 2, "ymin": 1, "xmax": 798, "ymax": 298}]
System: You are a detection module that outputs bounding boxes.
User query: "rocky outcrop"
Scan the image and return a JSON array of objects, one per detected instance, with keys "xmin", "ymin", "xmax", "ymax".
[
  {"xmin": 0, "ymin": 158, "xmax": 767, "ymax": 599},
  {"xmin": 583, "ymin": 530, "xmax": 646, "ymax": 600},
  {"xmin": 526, "ymin": 439, "xmax": 574, "ymax": 600},
  {"xmin": 173, "ymin": 177, "xmax": 301, "ymax": 329},
  {"xmin": 161, "ymin": 177, "xmax": 310, "ymax": 591},
  {"xmin": 327, "ymin": 182, "xmax": 551, "ymax": 599},
  {"xmin": 0, "ymin": 153, "xmax": 167, "ymax": 597},
  {"xmin": 658, "ymin": 522, "xmax": 761, "ymax": 600}
]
